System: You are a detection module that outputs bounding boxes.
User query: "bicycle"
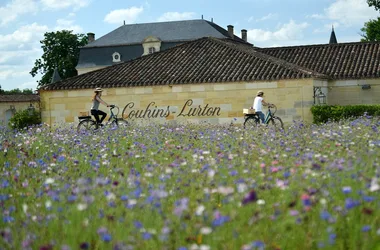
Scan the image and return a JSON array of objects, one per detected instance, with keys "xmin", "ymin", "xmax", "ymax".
[
  {"xmin": 243, "ymin": 104, "xmax": 284, "ymax": 130},
  {"xmin": 77, "ymin": 105, "xmax": 129, "ymax": 133}
]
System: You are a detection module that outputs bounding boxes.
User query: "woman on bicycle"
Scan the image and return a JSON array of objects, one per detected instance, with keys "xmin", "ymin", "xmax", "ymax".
[
  {"xmin": 91, "ymin": 88, "xmax": 110, "ymax": 126},
  {"xmin": 253, "ymin": 90, "xmax": 270, "ymax": 124}
]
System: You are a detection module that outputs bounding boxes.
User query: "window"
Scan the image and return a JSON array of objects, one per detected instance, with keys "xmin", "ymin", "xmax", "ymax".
[
  {"xmin": 112, "ymin": 52, "xmax": 121, "ymax": 62},
  {"xmin": 148, "ymin": 47, "xmax": 156, "ymax": 54}
]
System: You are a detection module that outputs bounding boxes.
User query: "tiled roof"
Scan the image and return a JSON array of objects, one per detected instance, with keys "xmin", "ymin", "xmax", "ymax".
[
  {"xmin": 85, "ymin": 19, "xmax": 248, "ymax": 48},
  {"xmin": 0, "ymin": 94, "xmax": 40, "ymax": 103},
  {"xmin": 42, "ymin": 37, "xmax": 326, "ymax": 90},
  {"xmin": 258, "ymin": 42, "xmax": 380, "ymax": 79}
]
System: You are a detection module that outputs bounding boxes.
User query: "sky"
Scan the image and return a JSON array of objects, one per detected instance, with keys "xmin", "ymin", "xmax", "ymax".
[{"xmin": 0, "ymin": 0, "xmax": 379, "ymax": 91}]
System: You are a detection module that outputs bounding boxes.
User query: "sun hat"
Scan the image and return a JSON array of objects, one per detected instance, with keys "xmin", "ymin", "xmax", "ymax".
[
  {"xmin": 257, "ymin": 90, "xmax": 264, "ymax": 96},
  {"xmin": 94, "ymin": 87, "xmax": 103, "ymax": 92}
]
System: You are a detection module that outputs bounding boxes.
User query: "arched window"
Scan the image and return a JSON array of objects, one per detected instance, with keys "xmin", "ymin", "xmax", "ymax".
[{"xmin": 112, "ymin": 52, "xmax": 121, "ymax": 63}]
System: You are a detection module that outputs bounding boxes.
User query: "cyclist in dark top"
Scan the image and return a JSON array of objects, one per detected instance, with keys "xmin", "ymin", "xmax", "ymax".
[{"xmin": 91, "ymin": 88, "xmax": 110, "ymax": 126}]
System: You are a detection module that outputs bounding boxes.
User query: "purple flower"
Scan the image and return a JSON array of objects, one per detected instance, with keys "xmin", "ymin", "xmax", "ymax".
[
  {"xmin": 242, "ymin": 190, "xmax": 258, "ymax": 205},
  {"xmin": 101, "ymin": 233, "xmax": 112, "ymax": 242},
  {"xmin": 342, "ymin": 186, "xmax": 352, "ymax": 194},
  {"xmin": 320, "ymin": 210, "xmax": 331, "ymax": 221},
  {"xmin": 142, "ymin": 232, "xmax": 152, "ymax": 240},
  {"xmin": 329, "ymin": 233, "xmax": 336, "ymax": 245},
  {"xmin": 80, "ymin": 243, "xmax": 89, "ymax": 249},
  {"xmin": 363, "ymin": 196, "xmax": 375, "ymax": 202},
  {"xmin": 251, "ymin": 241, "xmax": 265, "ymax": 249},
  {"xmin": 212, "ymin": 215, "xmax": 230, "ymax": 227},
  {"xmin": 345, "ymin": 198, "xmax": 360, "ymax": 210},
  {"xmin": 362, "ymin": 225, "xmax": 371, "ymax": 232}
]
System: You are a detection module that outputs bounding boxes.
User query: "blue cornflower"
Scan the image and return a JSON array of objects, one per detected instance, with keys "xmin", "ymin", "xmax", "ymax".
[
  {"xmin": 342, "ymin": 186, "xmax": 352, "ymax": 194},
  {"xmin": 329, "ymin": 233, "xmax": 336, "ymax": 245},
  {"xmin": 101, "ymin": 233, "xmax": 112, "ymax": 242},
  {"xmin": 212, "ymin": 215, "xmax": 230, "ymax": 227},
  {"xmin": 142, "ymin": 232, "xmax": 152, "ymax": 240},
  {"xmin": 362, "ymin": 225, "xmax": 371, "ymax": 232},
  {"xmin": 363, "ymin": 196, "xmax": 375, "ymax": 202},
  {"xmin": 345, "ymin": 198, "xmax": 360, "ymax": 210},
  {"xmin": 320, "ymin": 210, "xmax": 331, "ymax": 221},
  {"xmin": 134, "ymin": 221, "xmax": 143, "ymax": 229},
  {"xmin": 251, "ymin": 241, "xmax": 265, "ymax": 249}
]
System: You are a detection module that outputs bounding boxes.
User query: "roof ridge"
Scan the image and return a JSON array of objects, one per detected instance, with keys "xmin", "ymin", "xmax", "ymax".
[
  {"xmin": 211, "ymin": 38, "xmax": 329, "ymax": 79},
  {"xmin": 259, "ymin": 40, "xmax": 380, "ymax": 50}
]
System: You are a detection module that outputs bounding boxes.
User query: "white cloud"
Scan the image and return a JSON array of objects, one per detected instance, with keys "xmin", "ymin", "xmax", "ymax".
[
  {"xmin": 0, "ymin": 23, "xmax": 48, "ymax": 50},
  {"xmin": 325, "ymin": 0, "xmax": 378, "ymax": 26},
  {"xmin": 255, "ymin": 13, "xmax": 278, "ymax": 22},
  {"xmin": 55, "ymin": 19, "xmax": 83, "ymax": 33},
  {"xmin": 307, "ymin": 14, "xmax": 325, "ymax": 20},
  {"xmin": 104, "ymin": 7, "xmax": 144, "ymax": 24},
  {"xmin": 247, "ymin": 20, "xmax": 309, "ymax": 45},
  {"xmin": 313, "ymin": 22, "xmax": 341, "ymax": 33},
  {"xmin": 41, "ymin": 0, "xmax": 91, "ymax": 11},
  {"xmin": 0, "ymin": 0, "xmax": 38, "ymax": 26},
  {"xmin": 157, "ymin": 12, "xmax": 196, "ymax": 22}
]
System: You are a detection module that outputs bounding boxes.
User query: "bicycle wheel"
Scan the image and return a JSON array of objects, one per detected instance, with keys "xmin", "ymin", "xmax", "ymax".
[
  {"xmin": 269, "ymin": 117, "xmax": 284, "ymax": 130},
  {"xmin": 110, "ymin": 118, "xmax": 129, "ymax": 128},
  {"xmin": 77, "ymin": 119, "xmax": 97, "ymax": 133},
  {"xmin": 244, "ymin": 116, "xmax": 259, "ymax": 129}
]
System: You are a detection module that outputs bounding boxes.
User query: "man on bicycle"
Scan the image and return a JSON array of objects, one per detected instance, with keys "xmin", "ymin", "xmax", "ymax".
[{"xmin": 253, "ymin": 90, "xmax": 271, "ymax": 124}]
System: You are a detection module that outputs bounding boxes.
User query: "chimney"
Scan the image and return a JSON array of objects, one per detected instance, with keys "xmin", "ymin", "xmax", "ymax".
[
  {"xmin": 227, "ymin": 25, "xmax": 234, "ymax": 39},
  {"xmin": 87, "ymin": 32, "xmax": 95, "ymax": 43},
  {"xmin": 241, "ymin": 29, "xmax": 247, "ymax": 42}
]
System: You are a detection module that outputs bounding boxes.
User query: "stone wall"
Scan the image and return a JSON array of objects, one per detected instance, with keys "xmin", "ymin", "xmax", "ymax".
[
  {"xmin": 327, "ymin": 79, "xmax": 380, "ymax": 105},
  {"xmin": 39, "ymin": 79, "xmax": 317, "ymax": 126},
  {"xmin": 0, "ymin": 101, "xmax": 40, "ymax": 124}
]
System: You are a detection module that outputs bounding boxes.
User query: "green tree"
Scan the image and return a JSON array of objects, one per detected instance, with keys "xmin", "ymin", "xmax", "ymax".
[
  {"xmin": 368, "ymin": 0, "xmax": 380, "ymax": 11},
  {"xmin": 361, "ymin": 17, "xmax": 380, "ymax": 41},
  {"xmin": 30, "ymin": 30, "xmax": 87, "ymax": 87},
  {"xmin": 0, "ymin": 88, "xmax": 34, "ymax": 95}
]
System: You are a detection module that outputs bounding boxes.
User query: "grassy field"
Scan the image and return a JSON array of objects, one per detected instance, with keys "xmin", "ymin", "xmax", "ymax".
[{"xmin": 0, "ymin": 117, "xmax": 379, "ymax": 250}]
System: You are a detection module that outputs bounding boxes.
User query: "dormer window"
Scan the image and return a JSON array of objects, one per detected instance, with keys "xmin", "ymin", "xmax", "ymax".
[
  {"xmin": 148, "ymin": 47, "xmax": 156, "ymax": 54},
  {"xmin": 112, "ymin": 52, "xmax": 121, "ymax": 63},
  {"xmin": 142, "ymin": 36, "xmax": 161, "ymax": 56}
]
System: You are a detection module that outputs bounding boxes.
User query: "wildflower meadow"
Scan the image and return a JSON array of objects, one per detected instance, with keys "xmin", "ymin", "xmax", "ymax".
[{"xmin": 1, "ymin": 117, "xmax": 380, "ymax": 250}]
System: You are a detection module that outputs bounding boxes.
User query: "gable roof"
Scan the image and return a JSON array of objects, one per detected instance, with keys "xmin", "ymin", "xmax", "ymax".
[
  {"xmin": 258, "ymin": 41, "xmax": 380, "ymax": 79},
  {"xmin": 84, "ymin": 19, "xmax": 248, "ymax": 48},
  {"xmin": 0, "ymin": 94, "xmax": 40, "ymax": 103},
  {"xmin": 42, "ymin": 37, "xmax": 326, "ymax": 91}
]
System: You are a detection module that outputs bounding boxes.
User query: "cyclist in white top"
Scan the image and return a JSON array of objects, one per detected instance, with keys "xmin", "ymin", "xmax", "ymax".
[
  {"xmin": 91, "ymin": 88, "xmax": 110, "ymax": 126},
  {"xmin": 253, "ymin": 90, "xmax": 270, "ymax": 124}
]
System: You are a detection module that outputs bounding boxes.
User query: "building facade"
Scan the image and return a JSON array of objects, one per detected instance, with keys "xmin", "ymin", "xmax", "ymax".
[{"xmin": 40, "ymin": 37, "xmax": 380, "ymax": 127}]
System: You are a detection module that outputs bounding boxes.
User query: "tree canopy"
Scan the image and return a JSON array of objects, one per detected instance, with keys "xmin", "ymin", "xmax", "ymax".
[
  {"xmin": 0, "ymin": 85, "xmax": 33, "ymax": 95},
  {"xmin": 361, "ymin": 17, "xmax": 380, "ymax": 41},
  {"xmin": 367, "ymin": 0, "xmax": 380, "ymax": 11},
  {"xmin": 30, "ymin": 30, "xmax": 87, "ymax": 88}
]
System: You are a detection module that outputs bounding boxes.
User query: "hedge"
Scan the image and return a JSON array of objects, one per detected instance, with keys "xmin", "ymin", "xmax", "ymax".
[
  {"xmin": 310, "ymin": 105, "xmax": 380, "ymax": 124},
  {"xmin": 8, "ymin": 109, "xmax": 41, "ymax": 130}
]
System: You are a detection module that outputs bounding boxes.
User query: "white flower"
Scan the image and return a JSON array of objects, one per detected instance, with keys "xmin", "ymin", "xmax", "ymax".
[
  {"xmin": 22, "ymin": 204, "xmax": 28, "ymax": 214},
  {"xmin": 200, "ymin": 227, "xmax": 212, "ymax": 235},
  {"xmin": 257, "ymin": 199, "xmax": 265, "ymax": 205},
  {"xmin": 45, "ymin": 200, "xmax": 52, "ymax": 208},
  {"xmin": 195, "ymin": 205, "xmax": 205, "ymax": 216},
  {"xmin": 77, "ymin": 203, "xmax": 87, "ymax": 211},
  {"xmin": 44, "ymin": 178, "xmax": 54, "ymax": 184}
]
